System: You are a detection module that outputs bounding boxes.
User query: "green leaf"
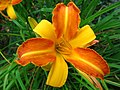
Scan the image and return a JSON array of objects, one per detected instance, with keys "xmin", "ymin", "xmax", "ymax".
[
  {"xmin": 109, "ymin": 34, "xmax": 120, "ymax": 39},
  {"xmin": 81, "ymin": 0, "xmax": 100, "ymax": 19},
  {"xmin": 105, "ymin": 80, "xmax": 120, "ymax": 87},
  {"xmin": 3, "ymin": 74, "xmax": 9, "ymax": 90},
  {"xmin": 81, "ymin": 1, "xmax": 120, "ymax": 26},
  {"xmin": 16, "ymin": 70, "xmax": 26, "ymax": 90}
]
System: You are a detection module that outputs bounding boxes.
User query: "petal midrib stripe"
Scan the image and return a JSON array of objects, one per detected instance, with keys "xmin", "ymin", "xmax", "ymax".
[
  {"xmin": 21, "ymin": 50, "xmax": 53, "ymax": 58},
  {"xmin": 74, "ymin": 55, "xmax": 104, "ymax": 75},
  {"xmin": 64, "ymin": 7, "xmax": 68, "ymax": 35}
]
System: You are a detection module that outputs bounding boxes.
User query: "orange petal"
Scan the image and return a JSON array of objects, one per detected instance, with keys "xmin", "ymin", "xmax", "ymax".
[
  {"xmin": 65, "ymin": 48, "xmax": 110, "ymax": 79},
  {"xmin": 52, "ymin": 3, "xmax": 65, "ymax": 39},
  {"xmin": 15, "ymin": 38, "xmax": 56, "ymax": 66},
  {"xmin": 0, "ymin": 0, "xmax": 10, "ymax": 10},
  {"xmin": 65, "ymin": 2, "xmax": 80, "ymax": 40},
  {"xmin": 52, "ymin": 2, "xmax": 80, "ymax": 40},
  {"xmin": 12, "ymin": 0, "xmax": 22, "ymax": 5}
]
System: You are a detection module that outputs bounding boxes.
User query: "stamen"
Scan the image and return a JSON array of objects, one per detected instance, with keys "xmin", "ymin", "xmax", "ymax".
[{"xmin": 56, "ymin": 38, "xmax": 72, "ymax": 55}]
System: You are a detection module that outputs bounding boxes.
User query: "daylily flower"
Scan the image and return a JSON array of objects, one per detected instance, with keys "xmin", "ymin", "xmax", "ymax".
[
  {"xmin": 16, "ymin": 2, "xmax": 110, "ymax": 87},
  {"xmin": 0, "ymin": 0, "xmax": 22, "ymax": 19}
]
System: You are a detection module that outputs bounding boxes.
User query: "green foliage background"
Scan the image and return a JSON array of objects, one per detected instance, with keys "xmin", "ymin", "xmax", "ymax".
[{"xmin": 0, "ymin": 0, "xmax": 120, "ymax": 90}]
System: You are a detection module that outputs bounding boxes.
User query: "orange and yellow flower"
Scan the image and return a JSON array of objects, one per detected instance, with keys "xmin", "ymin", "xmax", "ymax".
[
  {"xmin": 0, "ymin": 0, "xmax": 22, "ymax": 19},
  {"xmin": 15, "ymin": 2, "xmax": 110, "ymax": 87}
]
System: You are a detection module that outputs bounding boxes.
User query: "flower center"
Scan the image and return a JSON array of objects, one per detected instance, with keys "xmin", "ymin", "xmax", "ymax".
[{"xmin": 56, "ymin": 38, "xmax": 72, "ymax": 55}]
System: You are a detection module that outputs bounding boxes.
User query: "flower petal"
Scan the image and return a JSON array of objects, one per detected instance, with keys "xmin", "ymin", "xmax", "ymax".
[
  {"xmin": 7, "ymin": 4, "xmax": 17, "ymax": 19},
  {"xmin": 69, "ymin": 25, "xmax": 96, "ymax": 48},
  {"xmin": 15, "ymin": 38, "xmax": 56, "ymax": 66},
  {"xmin": 52, "ymin": 2, "xmax": 80, "ymax": 40},
  {"xmin": 65, "ymin": 2, "xmax": 80, "ymax": 40},
  {"xmin": 0, "ymin": 0, "xmax": 10, "ymax": 10},
  {"xmin": 65, "ymin": 48, "xmax": 110, "ymax": 79},
  {"xmin": 11, "ymin": 0, "xmax": 22, "ymax": 5},
  {"xmin": 46, "ymin": 54, "xmax": 68, "ymax": 87},
  {"xmin": 33, "ymin": 20, "xmax": 56, "ymax": 40},
  {"xmin": 52, "ymin": 3, "xmax": 66, "ymax": 39}
]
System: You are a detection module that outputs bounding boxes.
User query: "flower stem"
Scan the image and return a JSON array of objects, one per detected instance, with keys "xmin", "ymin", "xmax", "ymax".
[{"xmin": 0, "ymin": 51, "xmax": 11, "ymax": 64}]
